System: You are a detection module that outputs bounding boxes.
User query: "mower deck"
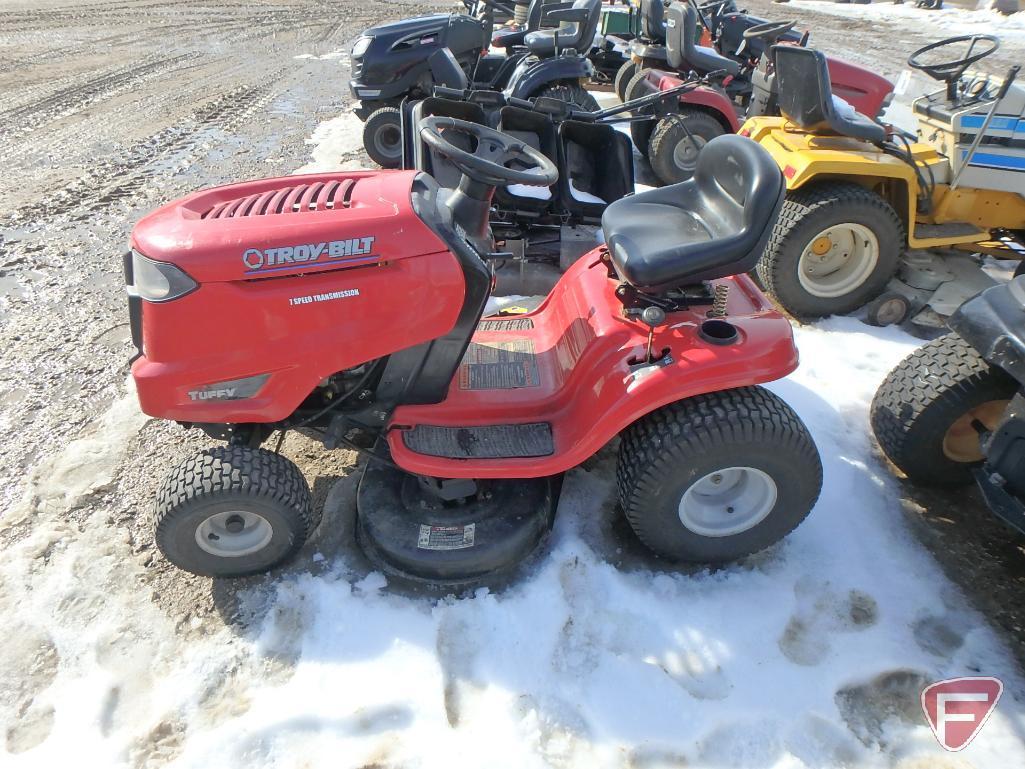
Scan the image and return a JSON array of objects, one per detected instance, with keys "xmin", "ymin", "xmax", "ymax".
[{"xmin": 387, "ymin": 249, "xmax": 799, "ymax": 479}]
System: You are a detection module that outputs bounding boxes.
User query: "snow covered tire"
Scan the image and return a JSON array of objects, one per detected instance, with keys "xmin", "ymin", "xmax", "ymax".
[
  {"xmin": 871, "ymin": 333, "xmax": 1017, "ymax": 486},
  {"xmin": 617, "ymin": 387, "xmax": 822, "ymax": 563},
  {"xmin": 154, "ymin": 446, "xmax": 315, "ymax": 578}
]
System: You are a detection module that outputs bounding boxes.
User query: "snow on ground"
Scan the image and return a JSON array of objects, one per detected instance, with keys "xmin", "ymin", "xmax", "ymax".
[
  {"xmin": 788, "ymin": 0, "xmax": 1025, "ymax": 41},
  {"xmin": 6, "ymin": 81, "xmax": 1025, "ymax": 769}
]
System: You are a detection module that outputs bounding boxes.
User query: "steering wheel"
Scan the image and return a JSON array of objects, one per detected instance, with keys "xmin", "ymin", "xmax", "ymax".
[
  {"xmin": 743, "ymin": 20, "xmax": 796, "ymax": 43},
  {"xmin": 908, "ymin": 35, "xmax": 999, "ymax": 83},
  {"xmin": 697, "ymin": 0, "xmax": 732, "ymax": 12},
  {"xmin": 419, "ymin": 116, "xmax": 559, "ymax": 188}
]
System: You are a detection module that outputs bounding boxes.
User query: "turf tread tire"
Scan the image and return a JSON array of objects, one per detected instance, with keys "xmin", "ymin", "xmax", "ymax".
[
  {"xmin": 648, "ymin": 109, "xmax": 725, "ymax": 185},
  {"xmin": 614, "ymin": 60, "xmax": 638, "ymax": 102},
  {"xmin": 155, "ymin": 446, "xmax": 315, "ymax": 577},
  {"xmin": 757, "ymin": 182, "xmax": 905, "ymax": 319},
  {"xmin": 870, "ymin": 333, "xmax": 1017, "ymax": 486},
  {"xmin": 617, "ymin": 386, "xmax": 822, "ymax": 562},
  {"xmin": 535, "ymin": 83, "xmax": 599, "ymax": 112},
  {"xmin": 363, "ymin": 106, "xmax": 403, "ymax": 169}
]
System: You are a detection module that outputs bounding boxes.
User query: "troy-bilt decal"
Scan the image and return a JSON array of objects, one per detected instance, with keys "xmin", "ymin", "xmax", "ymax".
[
  {"xmin": 921, "ymin": 676, "xmax": 1003, "ymax": 751},
  {"xmin": 242, "ymin": 237, "xmax": 376, "ymax": 273},
  {"xmin": 289, "ymin": 288, "xmax": 360, "ymax": 306}
]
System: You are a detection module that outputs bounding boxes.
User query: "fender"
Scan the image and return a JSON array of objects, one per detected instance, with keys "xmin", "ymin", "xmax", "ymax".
[
  {"xmin": 950, "ymin": 277, "xmax": 1025, "ymax": 387},
  {"xmin": 507, "ymin": 55, "xmax": 594, "ymax": 99},
  {"xmin": 655, "ymin": 73, "xmax": 739, "ymax": 132}
]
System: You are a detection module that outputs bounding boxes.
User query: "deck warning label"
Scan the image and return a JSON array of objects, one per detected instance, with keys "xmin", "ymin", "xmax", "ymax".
[
  {"xmin": 458, "ymin": 339, "xmax": 540, "ymax": 390},
  {"xmin": 417, "ymin": 523, "xmax": 475, "ymax": 551}
]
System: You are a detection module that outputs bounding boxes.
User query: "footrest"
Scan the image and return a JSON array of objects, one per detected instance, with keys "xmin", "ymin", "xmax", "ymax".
[
  {"xmin": 402, "ymin": 423, "xmax": 554, "ymax": 459},
  {"xmin": 913, "ymin": 221, "xmax": 987, "ymax": 240}
]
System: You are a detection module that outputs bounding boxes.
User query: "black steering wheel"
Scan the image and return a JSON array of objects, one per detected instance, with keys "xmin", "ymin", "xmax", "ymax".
[
  {"xmin": 419, "ymin": 116, "xmax": 559, "ymax": 188},
  {"xmin": 697, "ymin": 0, "xmax": 732, "ymax": 12},
  {"xmin": 743, "ymin": 20, "xmax": 796, "ymax": 43},
  {"xmin": 908, "ymin": 35, "xmax": 999, "ymax": 83}
]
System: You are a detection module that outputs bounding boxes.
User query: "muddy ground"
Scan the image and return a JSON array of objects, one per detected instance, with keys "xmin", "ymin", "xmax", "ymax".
[{"xmin": 0, "ymin": 0, "xmax": 1023, "ymax": 719}]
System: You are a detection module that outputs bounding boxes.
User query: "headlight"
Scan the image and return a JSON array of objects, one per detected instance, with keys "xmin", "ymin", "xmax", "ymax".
[
  {"xmin": 130, "ymin": 250, "xmax": 197, "ymax": 302},
  {"xmin": 351, "ymin": 36, "xmax": 372, "ymax": 58}
]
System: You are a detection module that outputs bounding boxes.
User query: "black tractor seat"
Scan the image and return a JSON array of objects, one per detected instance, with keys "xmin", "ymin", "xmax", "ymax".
[
  {"xmin": 602, "ymin": 134, "xmax": 784, "ymax": 291},
  {"xmin": 491, "ymin": 0, "xmax": 556, "ymax": 49},
  {"xmin": 524, "ymin": 0, "xmax": 602, "ymax": 57},
  {"xmin": 672, "ymin": 4, "xmax": 742, "ymax": 78},
  {"xmin": 774, "ymin": 45, "xmax": 886, "ymax": 143}
]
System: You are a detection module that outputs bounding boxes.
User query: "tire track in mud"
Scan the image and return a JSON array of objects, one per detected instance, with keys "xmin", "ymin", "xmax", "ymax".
[
  {"xmin": 0, "ymin": 54, "xmax": 198, "ymax": 137},
  {"xmin": 5, "ymin": 74, "xmax": 286, "ymax": 226}
]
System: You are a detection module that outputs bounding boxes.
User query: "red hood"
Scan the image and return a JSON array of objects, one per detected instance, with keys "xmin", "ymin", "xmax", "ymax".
[{"xmin": 131, "ymin": 169, "xmax": 443, "ymax": 283}]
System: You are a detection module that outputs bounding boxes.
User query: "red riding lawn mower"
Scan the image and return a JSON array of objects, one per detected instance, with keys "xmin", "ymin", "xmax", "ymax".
[
  {"xmin": 126, "ymin": 121, "xmax": 822, "ymax": 584},
  {"xmin": 627, "ymin": 2, "xmax": 894, "ymax": 185}
]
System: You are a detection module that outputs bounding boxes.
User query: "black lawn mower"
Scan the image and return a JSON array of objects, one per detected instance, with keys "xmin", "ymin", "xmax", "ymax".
[{"xmin": 351, "ymin": 0, "xmax": 606, "ymax": 167}]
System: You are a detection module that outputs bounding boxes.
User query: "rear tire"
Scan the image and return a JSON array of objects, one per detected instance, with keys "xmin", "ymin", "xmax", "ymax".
[
  {"xmin": 624, "ymin": 67, "xmax": 652, "ymax": 104},
  {"xmin": 154, "ymin": 446, "xmax": 315, "ymax": 578},
  {"xmin": 617, "ymin": 387, "xmax": 822, "ymax": 562},
  {"xmin": 614, "ymin": 60, "xmax": 638, "ymax": 102},
  {"xmin": 757, "ymin": 182, "xmax": 904, "ymax": 319},
  {"xmin": 535, "ymin": 83, "xmax": 599, "ymax": 112},
  {"xmin": 870, "ymin": 333, "xmax": 1017, "ymax": 487},
  {"xmin": 648, "ymin": 109, "xmax": 725, "ymax": 185},
  {"xmin": 363, "ymin": 106, "xmax": 403, "ymax": 168}
]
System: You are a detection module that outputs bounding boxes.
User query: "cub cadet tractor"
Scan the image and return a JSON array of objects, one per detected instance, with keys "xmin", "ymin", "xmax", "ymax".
[{"xmin": 742, "ymin": 37, "xmax": 1025, "ymax": 325}]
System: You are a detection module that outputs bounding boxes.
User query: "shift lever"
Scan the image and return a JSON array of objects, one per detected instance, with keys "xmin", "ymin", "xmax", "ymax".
[{"xmin": 640, "ymin": 306, "xmax": 666, "ymax": 363}]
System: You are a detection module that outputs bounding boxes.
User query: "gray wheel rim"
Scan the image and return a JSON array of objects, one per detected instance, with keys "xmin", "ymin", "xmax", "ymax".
[
  {"xmin": 678, "ymin": 466, "xmax": 778, "ymax": 537},
  {"xmin": 196, "ymin": 510, "xmax": 273, "ymax": 557},
  {"xmin": 673, "ymin": 133, "xmax": 707, "ymax": 172},
  {"xmin": 374, "ymin": 122, "xmax": 401, "ymax": 158},
  {"xmin": 797, "ymin": 223, "xmax": 880, "ymax": 299}
]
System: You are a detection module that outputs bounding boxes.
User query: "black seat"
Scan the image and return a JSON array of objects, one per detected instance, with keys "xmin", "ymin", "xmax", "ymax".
[
  {"xmin": 601, "ymin": 134, "xmax": 784, "ymax": 290},
  {"xmin": 491, "ymin": 0, "xmax": 550, "ymax": 49},
  {"xmin": 676, "ymin": 4, "xmax": 741, "ymax": 76},
  {"xmin": 774, "ymin": 45, "xmax": 886, "ymax": 143},
  {"xmin": 524, "ymin": 0, "xmax": 601, "ymax": 56},
  {"xmin": 639, "ymin": 0, "xmax": 667, "ymax": 44}
]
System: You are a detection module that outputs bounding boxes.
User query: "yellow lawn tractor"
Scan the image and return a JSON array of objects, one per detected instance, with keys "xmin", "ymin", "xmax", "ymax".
[{"xmin": 741, "ymin": 36, "xmax": 1025, "ymax": 326}]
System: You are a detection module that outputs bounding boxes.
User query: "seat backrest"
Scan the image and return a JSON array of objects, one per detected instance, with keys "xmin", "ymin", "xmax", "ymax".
[
  {"xmin": 556, "ymin": 0, "xmax": 602, "ymax": 53},
  {"xmin": 665, "ymin": 2, "xmax": 685, "ymax": 70},
  {"xmin": 774, "ymin": 45, "xmax": 884, "ymax": 142},
  {"xmin": 639, "ymin": 0, "xmax": 666, "ymax": 42},
  {"xmin": 428, "ymin": 48, "xmax": 470, "ymax": 90},
  {"xmin": 679, "ymin": 4, "xmax": 741, "ymax": 76}
]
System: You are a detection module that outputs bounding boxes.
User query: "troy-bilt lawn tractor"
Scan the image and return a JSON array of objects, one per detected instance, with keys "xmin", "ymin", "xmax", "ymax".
[
  {"xmin": 126, "ymin": 122, "xmax": 822, "ymax": 583},
  {"xmin": 351, "ymin": 0, "xmax": 609, "ymax": 167},
  {"xmin": 627, "ymin": 2, "xmax": 893, "ymax": 185},
  {"xmin": 743, "ymin": 38, "xmax": 1025, "ymax": 325},
  {"xmin": 872, "ymin": 277, "xmax": 1025, "ymax": 537}
]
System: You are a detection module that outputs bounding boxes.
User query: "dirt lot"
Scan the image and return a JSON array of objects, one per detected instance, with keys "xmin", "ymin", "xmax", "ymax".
[{"xmin": 1, "ymin": 3, "xmax": 1025, "ymax": 750}]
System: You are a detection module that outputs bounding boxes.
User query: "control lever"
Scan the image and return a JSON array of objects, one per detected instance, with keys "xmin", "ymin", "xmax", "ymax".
[{"xmin": 640, "ymin": 306, "xmax": 666, "ymax": 363}]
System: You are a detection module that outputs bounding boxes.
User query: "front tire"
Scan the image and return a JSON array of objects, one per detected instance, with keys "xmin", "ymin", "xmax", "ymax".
[
  {"xmin": 624, "ymin": 69, "xmax": 656, "ymax": 154},
  {"xmin": 154, "ymin": 446, "xmax": 315, "ymax": 578},
  {"xmin": 757, "ymin": 182, "xmax": 904, "ymax": 319},
  {"xmin": 614, "ymin": 60, "xmax": 638, "ymax": 102},
  {"xmin": 617, "ymin": 387, "xmax": 822, "ymax": 563},
  {"xmin": 871, "ymin": 333, "xmax": 1017, "ymax": 486},
  {"xmin": 648, "ymin": 109, "xmax": 725, "ymax": 185},
  {"xmin": 363, "ymin": 106, "xmax": 403, "ymax": 168}
]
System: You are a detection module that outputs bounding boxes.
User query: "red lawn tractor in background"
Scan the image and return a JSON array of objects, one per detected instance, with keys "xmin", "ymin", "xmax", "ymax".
[{"xmin": 626, "ymin": 2, "xmax": 893, "ymax": 185}]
